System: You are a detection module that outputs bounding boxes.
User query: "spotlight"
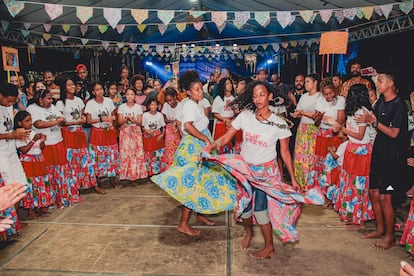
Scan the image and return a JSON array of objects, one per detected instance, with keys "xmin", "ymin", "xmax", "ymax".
[
  {"xmin": 267, "ymin": 59, "xmax": 273, "ymax": 64},
  {"xmin": 145, "ymin": 61, "xmax": 153, "ymax": 66}
]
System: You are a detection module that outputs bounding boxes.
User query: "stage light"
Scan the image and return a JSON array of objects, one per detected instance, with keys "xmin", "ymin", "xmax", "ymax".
[
  {"xmin": 145, "ymin": 61, "xmax": 153, "ymax": 66},
  {"xmin": 267, "ymin": 59, "xmax": 273, "ymax": 64}
]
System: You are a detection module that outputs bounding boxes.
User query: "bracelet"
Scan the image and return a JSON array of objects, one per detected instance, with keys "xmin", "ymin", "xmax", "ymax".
[
  {"xmin": 372, "ymin": 121, "xmax": 378, "ymax": 128},
  {"xmin": 214, "ymin": 140, "xmax": 221, "ymax": 147}
]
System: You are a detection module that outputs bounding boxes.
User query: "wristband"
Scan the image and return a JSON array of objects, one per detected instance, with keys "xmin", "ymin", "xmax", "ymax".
[{"xmin": 372, "ymin": 121, "xmax": 378, "ymax": 128}]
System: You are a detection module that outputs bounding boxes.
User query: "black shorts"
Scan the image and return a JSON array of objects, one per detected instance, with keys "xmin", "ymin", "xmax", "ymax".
[{"xmin": 370, "ymin": 169, "xmax": 411, "ymax": 206}]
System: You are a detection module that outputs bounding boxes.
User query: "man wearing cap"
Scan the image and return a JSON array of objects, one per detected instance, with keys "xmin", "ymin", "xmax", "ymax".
[
  {"xmin": 256, "ymin": 68, "xmax": 268, "ymax": 82},
  {"xmin": 75, "ymin": 64, "xmax": 93, "ymax": 104},
  {"xmin": 340, "ymin": 60, "xmax": 372, "ymax": 98}
]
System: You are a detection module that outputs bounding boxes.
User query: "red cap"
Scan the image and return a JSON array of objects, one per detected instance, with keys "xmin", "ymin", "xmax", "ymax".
[{"xmin": 75, "ymin": 64, "xmax": 87, "ymax": 72}]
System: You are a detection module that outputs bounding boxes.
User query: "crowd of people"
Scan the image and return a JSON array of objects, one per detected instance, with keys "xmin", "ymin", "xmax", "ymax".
[{"xmin": 1, "ymin": 59, "xmax": 414, "ymax": 263}]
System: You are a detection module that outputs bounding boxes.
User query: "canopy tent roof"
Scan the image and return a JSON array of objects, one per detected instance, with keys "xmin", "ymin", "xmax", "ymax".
[{"xmin": 1, "ymin": 0, "xmax": 413, "ymax": 47}]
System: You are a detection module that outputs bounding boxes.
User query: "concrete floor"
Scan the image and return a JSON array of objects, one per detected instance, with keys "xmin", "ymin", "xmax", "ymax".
[{"xmin": 0, "ymin": 180, "xmax": 412, "ymax": 276}]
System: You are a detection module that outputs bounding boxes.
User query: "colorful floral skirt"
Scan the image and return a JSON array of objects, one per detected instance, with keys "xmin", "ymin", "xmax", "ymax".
[
  {"xmin": 321, "ymin": 153, "xmax": 342, "ymax": 203},
  {"xmin": 89, "ymin": 127, "xmax": 120, "ymax": 178},
  {"xmin": 307, "ymin": 128, "xmax": 342, "ymax": 189},
  {"xmin": 43, "ymin": 141, "xmax": 75, "ymax": 207},
  {"xmin": 20, "ymin": 153, "xmax": 54, "ymax": 208},
  {"xmin": 161, "ymin": 123, "xmax": 181, "ymax": 170},
  {"xmin": 337, "ymin": 142, "xmax": 374, "ymax": 224},
  {"xmin": 0, "ymin": 175, "xmax": 20, "ymax": 240},
  {"xmin": 294, "ymin": 123, "xmax": 318, "ymax": 187},
  {"xmin": 119, "ymin": 125, "xmax": 148, "ymax": 180},
  {"xmin": 151, "ymin": 129, "xmax": 238, "ymax": 214},
  {"xmin": 202, "ymin": 152, "xmax": 324, "ymax": 242},
  {"xmin": 401, "ymin": 199, "xmax": 414, "ymax": 254},
  {"xmin": 143, "ymin": 129, "xmax": 167, "ymax": 176},
  {"xmin": 62, "ymin": 126, "xmax": 97, "ymax": 190}
]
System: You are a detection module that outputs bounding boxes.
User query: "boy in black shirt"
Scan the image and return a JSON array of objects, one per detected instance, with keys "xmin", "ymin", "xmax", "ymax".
[{"xmin": 356, "ymin": 69, "xmax": 409, "ymax": 249}]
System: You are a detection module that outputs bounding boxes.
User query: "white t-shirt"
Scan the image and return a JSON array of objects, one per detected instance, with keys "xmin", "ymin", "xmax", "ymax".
[
  {"xmin": 27, "ymin": 104, "xmax": 63, "ymax": 145},
  {"xmin": 232, "ymin": 110, "xmax": 292, "ymax": 164},
  {"xmin": 296, "ymin": 92, "xmax": 321, "ymax": 124},
  {"xmin": 16, "ymin": 131, "xmax": 42, "ymax": 155},
  {"xmin": 315, "ymin": 95, "xmax": 345, "ymax": 129},
  {"xmin": 55, "ymin": 96, "xmax": 85, "ymax": 123},
  {"xmin": 117, "ymin": 103, "xmax": 143, "ymax": 126},
  {"xmin": 212, "ymin": 95, "xmax": 235, "ymax": 118},
  {"xmin": 345, "ymin": 109, "xmax": 371, "ymax": 144},
  {"xmin": 142, "ymin": 111, "xmax": 165, "ymax": 131},
  {"xmin": 84, "ymin": 97, "xmax": 116, "ymax": 128},
  {"xmin": 335, "ymin": 140, "xmax": 348, "ymax": 166},
  {"xmin": 0, "ymin": 105, "xmax": 16, "ymax": 154},
  {"xmin": 199, "ymin": 98, "xmax": 211, "ymax": 109},
  {"xmin": 162, "ymin": 102, "xmax": 179, "ymax": 121},
  {"xmin": 180, "ymin": 99, "xmax": 210, "ymax": 134}
]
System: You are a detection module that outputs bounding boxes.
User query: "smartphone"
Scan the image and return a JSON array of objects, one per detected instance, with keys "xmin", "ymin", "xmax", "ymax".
[{"xmin": 361, "ymin": 66, "xmax": 374, "ymax": 76}]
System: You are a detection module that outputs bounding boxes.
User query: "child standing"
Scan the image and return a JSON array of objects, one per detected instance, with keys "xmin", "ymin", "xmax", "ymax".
[
  {"xmin": 142, "ymin": 98, "xmax": 166, "ymax": 176},
  {"xmin": 85, "ymin": 83, "xmax": 120, "ymax": 188},
  {"xmin": 117, "ymin": 88, "xmax": 147, "ymax": 183},
  {"xmin": 161, "ymin": 88, "xmax": 181, "ymax": 168},
  {"xmin": 14, "ymin": 111, "xmax": 53, "ymax": 217}
]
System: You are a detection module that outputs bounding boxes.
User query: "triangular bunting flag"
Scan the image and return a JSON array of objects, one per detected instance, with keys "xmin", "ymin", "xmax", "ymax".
[
  {"xmin": 255, "ymin": 11, "xmax": 270, "ymax": 27},
  {"xmin": 176, "ymin": 23, "xmax": 186, "ymax": 32},
  {"xmin": 137, "ymin": 24, "xmax": 146, "ymax": 32},
  {"xmin": 191, "ymin": 10, "xmax": 206, "ymax": 19},
  {"xmin": 102, "ymin": 41, "xmax": 110, "ymax": 50},
  {"xmin": 234, "ymin": 11, "xmax": 250, "ymax": 29},
  {"xmin": 158, "ymin": 24, "xmax": 168, "ymax": 35},
  {"xmin": 319, "ymin": 9, "xmax": 332, "ymax": 23},
  {"xmin": 158, "ymin": 10, "xmax": 174, "ymax": 25},
  {"xmin": 380, "ymin": 4, "xmax": 393, "ymax": 19},
  {"xmin": 142, "ymin": 44, "xmax": 150, "ymax": 51},
  {"xmin": 43, "ymin": 33, "xmax": 51, "ymax": 41},
  {"xmin": 289, "ymin": 14, "xmax": 296, "ymax": 25},
  {"xmin": 131, "ymin": 9, "xmax": 148, "ymax": 24},
  {"xmin": 362, "ymin": 6, "xmax": 374, "ymax": 20},
  {"xmin": 309, "ymin": 13, "xmax": 318, "ymax": 24},
  {"xmin": 129, "ymin": 43, "xmax": 137, "ymax": 51},
  {"xmin": 4, "ymin": 0, "xmax": 24, "ymax": 17},
  {"xmin": 156, "ymin": 45, "xmax": 164, "ymax": 54},
  {"xmin": 62, "ymin": 24, "xmax": 70, "ymax": 33},
  {"xmin": 45, "ymin": 3, "xmax": 63, "ymax": 20},
  {"xmin": 356, "ymin": 8, "xmax": 364, "ymax": 19},
  {"xmin": 343, "ymin": 8, "xmax": 357, "ymax": 20},
  {"xmin": 116, "ymin": 42, "xmax": 125, "ymax": 49},
  {"xmin": 59, "ymin": 35, "xmax": 68, "ymax": 42},
  {"xmin": 217, "ymin": 23, "xmax": 226, "ymax": 33},
  {"xmin": 43, "ymin": 23, "xmax": 52, "ymax": 33},
  {"xmin": 193, "ymin": 21, "xmax": 204, "ymax": 31},
  {"xmin": 104, "ymin": 8, "xmax": 121, "ymax": 28},
  {"xmin": 80, "ymin": 24, "xmax": 88, "ymax": 36},
  {"xmin": 81, "ymin": 38, "xmax": 89, "ymax": 45},
  {"xmin": 211, "ymin": 11, "xmax": 227, "ymax": 28},
  {"xmin": 277, "ymin": 11, "xmax": 291, "ymax": 29},
  {"xmin": 290, "ymin": 41, "xmax": 298, "ymax": 47},
  {"xmin": 299, "ymin": 10, "xmax": 313, "ymax": 23},
  {"xmin": 116, "ymin": 24, "xmax": 125, "ymax": 34},
  {"xmin": 21, "ymin": 29, "xmax": 30, "ymax": 38},
  {"xmin": 23, "ymin": 22, "xmax": 31, "ymax": 30},
  {"xmin": 334, "ymin": 10, "xmax": 345, "ymax": 24},
  {"xmin": 272, "ymin": 43, "xmax": 280, "ymax": 52},
  {"xmin": 76, "ymin": 6, "xmax": 93, "ymax": 24},
  {"xmin": 374, "ymin": 6, "xmax": 383, "ymax": 17},
  {"xmin": 298, "ymin": 40, "xmax": 306, "ymax": 47},
  {"xmin": 400, "ymin": 0, "xmax": 413, "ymax": 14},
  {"xmin": 98, "ymin": 25, "xmax": 108, "ymax": 33}
]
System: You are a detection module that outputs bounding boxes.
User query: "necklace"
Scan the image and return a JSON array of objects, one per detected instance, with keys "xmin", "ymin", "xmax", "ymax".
[{"xmin": 256, "ymin": 113, "xmax": 294, "ymax": 129}]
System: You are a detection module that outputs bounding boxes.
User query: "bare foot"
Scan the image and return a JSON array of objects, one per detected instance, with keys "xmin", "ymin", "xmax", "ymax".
[
  {"xmin": 372, "ymin": 237, "xmax": 395, "ymax": 250},
  {"xmin": 347, "ymin": 224, "xmax": 365, "ymax": 231},
  {"xmin": 196, "ymin": 215, "xmax": 215, "ymax": 226},
  {"xmin": 362, "ymin": 230, "xmax": 384, "ymax": 239},
  {"xmin": 323, "ymin": 199, "xmax": 332, "ymax": 209},
  {"xmin": 94, "ymin": 186, "xmax": 106, "ymax": 195},
  {"xmin": 177, "ymin": 224, "xmax": 201, "ymax": 236},
  {"xmin": 241, "ymin": 233, "xmax": 253, "ymax": 250},
  {"xmin": 250, "ymin": 248, "xmax": 275, "ymax": 259}
]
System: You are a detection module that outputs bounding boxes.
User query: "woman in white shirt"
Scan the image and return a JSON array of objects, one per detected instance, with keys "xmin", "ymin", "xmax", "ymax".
[
  {"xmin": 204, "ymin": 81, "xmax": 323, "ymax": 259},
  {"xmin": 307, "ymin": 83, "xmax": 345, "ymax": 190},
  {"xmin": 151, "ymin": 70, "xmax": 237, "ymax": 236},
  {"xmin": 85, "ymin": 83, "xmax": 119, "ymax": 188},
  {"xmin": 332, "ymin": 84, "xmax": 375, "ymax": 229},
  {"xmin": 27, "ymin": 89, "xmax": 73, "ymax": 208},
  {"xmin": 56, "ymin": 78, "xmax": 104, "ymax": 195},
  {"xmin": 211, "ymin": 77, "xmax": 235, "ymax": 153},
  {"xmin": 161, "ymin": 88, "xmax": 181, "ymax": 169},
  {"xmin": 290, "ymin": 74, "xmax": 321, "ymax": 187}
]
